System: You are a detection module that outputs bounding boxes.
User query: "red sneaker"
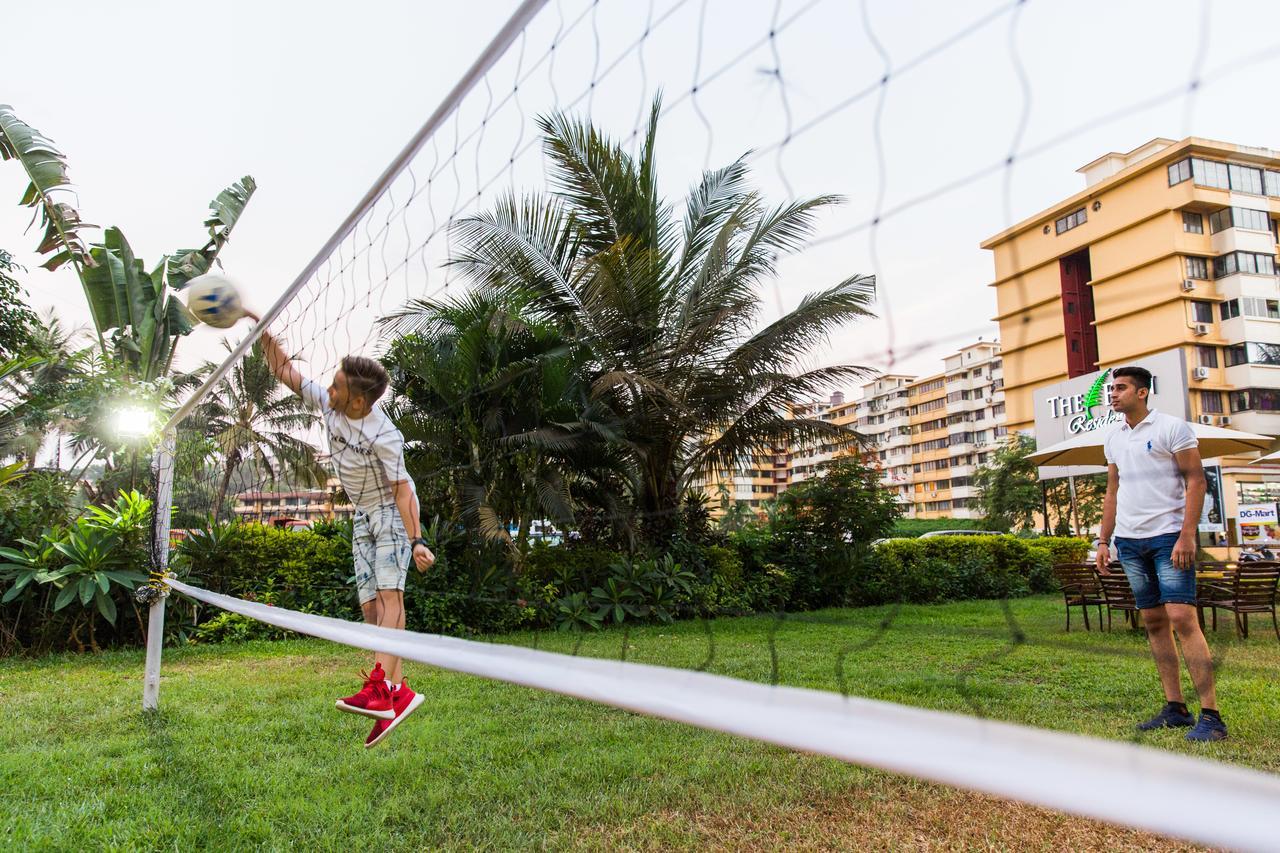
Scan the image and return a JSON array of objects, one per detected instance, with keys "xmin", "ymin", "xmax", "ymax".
[
  {"xmin": 335, "ymin": 663, "xmax": 394, "ymax": 720},
  {"xmin": 364, "ymin": 680, "xmax": 425, "ymax": 749}
]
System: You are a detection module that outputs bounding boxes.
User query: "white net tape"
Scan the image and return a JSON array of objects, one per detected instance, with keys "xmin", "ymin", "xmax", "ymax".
[{"xmin": 166, "ymin": 578, "xmax": 1280, "ymax": 851}]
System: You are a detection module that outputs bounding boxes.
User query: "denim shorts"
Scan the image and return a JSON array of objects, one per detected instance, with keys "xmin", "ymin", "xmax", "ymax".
[
  {"xmin": 352, "ymin": 505, "xmax": 410, "ymax": 605},
  {"xmin": 1114, "ymin": 532, "xmax": 1197, "ymax": 609}
]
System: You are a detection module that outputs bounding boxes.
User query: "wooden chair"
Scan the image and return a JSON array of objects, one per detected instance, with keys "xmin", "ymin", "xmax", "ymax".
[
  {"xmin": 1097, "ymin": 570, "xmax": 1141, "ymax": 631},
  {"xmin": 1198, "ymin": 562, "xmax": 1280, "ymax": 640},
  {"xmin": 1052, "ymin": 563, "xmax": 1104, "ymax": 632},
  {"xmin": 1196, "ymin": 561, "xmax": 1236, "ymax": 631}
]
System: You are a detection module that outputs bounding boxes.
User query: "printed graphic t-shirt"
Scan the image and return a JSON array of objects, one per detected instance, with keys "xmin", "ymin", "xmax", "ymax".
[{"xmin": 300, "ymin": 378, "xmax": 415, "ymax": 515}]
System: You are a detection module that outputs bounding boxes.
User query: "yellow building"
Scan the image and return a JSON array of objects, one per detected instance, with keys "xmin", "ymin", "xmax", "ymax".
[{"xmin": 983, "ymin": 136, "xmax": 1280, "ymax": 530}]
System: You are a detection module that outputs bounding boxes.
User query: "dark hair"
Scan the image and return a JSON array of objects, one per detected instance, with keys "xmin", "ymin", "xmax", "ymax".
[
  {"xmin": 340, "ymin": 355, "xmax": 389, "ymax": 404},
  {"xmin": 1112, "ymin": 365, "xmax": 1151, "ymax": 391}
]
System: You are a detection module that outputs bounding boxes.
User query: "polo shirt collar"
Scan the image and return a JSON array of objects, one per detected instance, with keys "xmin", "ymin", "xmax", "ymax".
[{"xmin": 1121, "ymin": 408, "xmax": 1159, "ymax": 432}]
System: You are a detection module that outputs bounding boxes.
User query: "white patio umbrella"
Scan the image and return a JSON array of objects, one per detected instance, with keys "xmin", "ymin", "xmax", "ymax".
[
  {"xmin": 1248, "ymin": 448, "xmax": 1280, "ymax": 464},
  {"xmin": 1029, "ymin": 422, "xmax": 1273, "ymax": 467}
]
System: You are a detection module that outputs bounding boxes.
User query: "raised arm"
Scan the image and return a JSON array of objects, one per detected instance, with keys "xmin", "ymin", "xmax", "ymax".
[{"xmin": 243, "ymin": 311, "xmax": 304, "ymax": 396}]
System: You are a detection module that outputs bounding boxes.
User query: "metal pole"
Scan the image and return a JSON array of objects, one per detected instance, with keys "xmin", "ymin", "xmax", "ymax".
[
  {"xmin": 143, "ymin": 431, "xmax": 176, "ymax": 711},
  {"xmin": 1068, "ymin": 474, "xmax": 1081, "ymax": 537},
  {"xmin": 160, "ymin": 0, "xmax": 552, "ymax": 434}
]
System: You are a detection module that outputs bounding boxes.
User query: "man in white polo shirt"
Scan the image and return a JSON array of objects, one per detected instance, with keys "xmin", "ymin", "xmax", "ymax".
[{"xmin": 1096, "ymin": 366, "xmax": 1225, "ymax": 741}]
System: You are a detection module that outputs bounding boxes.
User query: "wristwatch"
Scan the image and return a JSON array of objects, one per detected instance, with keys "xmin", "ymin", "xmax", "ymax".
[{"xmin": 411, "ymin": 537, "xmax": 430, "ymax": 550}]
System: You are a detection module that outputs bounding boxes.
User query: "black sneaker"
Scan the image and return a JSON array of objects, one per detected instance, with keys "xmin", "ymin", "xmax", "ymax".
[
  {"xmin": 1136, "ymin": 703, "xmax": 1194, "ymax": 731},
  {"xmin": 1185, "ymin": 713, "xmax": 1228, "ymax": 742}
]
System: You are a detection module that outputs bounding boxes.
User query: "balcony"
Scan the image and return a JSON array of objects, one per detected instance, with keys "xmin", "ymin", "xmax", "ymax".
[{"xmin": 1221, "ymin": 410, "xmax": 1280, "ymax": 438}]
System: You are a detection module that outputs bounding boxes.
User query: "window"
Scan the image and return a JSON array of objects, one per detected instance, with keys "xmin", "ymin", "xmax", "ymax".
[
  {"xmin": 1228, "ymin": 163, "xmax": 1264, "ymax": 195},
  {"xmin": 1182, "ymin": 211, "xmax": 1204, "ymax": 233},
  {"xmin": 1185, "ymin": 256, "xmax": 1209, "ymax": 279},
  {"xmin": 992, "ymin": 402, "xmax": 1006, "ymax": 416},
  {"xmin": 1199, "ymin": 391, "xmax": 1224, "ymax": 414},
  {"xmin": 1213, "ymin": 251, "xmax": 1278, "ymax": 278},
  {"xmin": 1191, "ymin": 158, "xmax": 1230, "ymax": 189},
  {"xmin": 1055, "ymin": 207, "xmax": 1087, "ymax": 234},
  {"xmin": 1243, "ymin": 297, "xmax": 1280, "ymax": 319},
  {"xmin": 1227, "ymin": 341, "xmax": 1280, "ymax": 366},
  {"xmin": 1192, "ymin": 300, "xmax": 1214, "ymax": 322},
  {"xmin": 1208, "ymin": 207, "xmax": 1271, "ymax": 233},
  {"xmin": 1231, "ymin": 388, "xmax": 1280, "ymax": 413},
  {"xmin": 1267, "ymin": 170, "xmax": 1280, "ymax": 198},
  {"xmin": 1168, "ymin": 158, "xmax": 1192, "ymax": 185},
  {"xmin": 912, "ymin": 378, "xmax": 945, "ymax": 394},
  {"xmin": 1196, "ymin": 345, "xmax": 1219, "ymax": 368},
  {"xmin": 1250, "ymin": 342, "xmax": 1280, "ymax": 365},
  {"xmin": 1220, "ymin": 299, "xmax": 1240, "ymax": 321}
]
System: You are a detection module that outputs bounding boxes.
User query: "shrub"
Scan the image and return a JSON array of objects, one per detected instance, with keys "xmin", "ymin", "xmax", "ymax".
[
  {"xmin": 0, "ymin": 470, "xmax": 76, "ymax": 546},
  {"xmin": 0, "ymin": 490, "xmax": 152, "ymax": 653},
  {"xmin": 859, "ymin": 535, "xmax": 1078, "ymax": 605},
  {"xmin": 179, "ymin": 523, "xmax": 359, "ymax": 627}
]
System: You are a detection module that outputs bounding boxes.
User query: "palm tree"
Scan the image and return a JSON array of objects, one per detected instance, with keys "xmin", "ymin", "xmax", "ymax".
[
  {"xmin": 192, "ymin": 343, "xmax": 326, "ymax": 520},
  {"xmin": 0, "ymin": 311, "xmax": 91, "ymax": 469},
  {"xmin": 448, "ymin": 97, "xmax": 875, "ymax": 540},
  {"xmin": 382, "ymin": 290, "xmax": 630, "ymax": 548}
]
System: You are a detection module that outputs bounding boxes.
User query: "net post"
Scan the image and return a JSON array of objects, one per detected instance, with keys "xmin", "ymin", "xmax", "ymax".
[{"xmin": 142, "ymin": 430, "xmax": 176, "ymax": 712}]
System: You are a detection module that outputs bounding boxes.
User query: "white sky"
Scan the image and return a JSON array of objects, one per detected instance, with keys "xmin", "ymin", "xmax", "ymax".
[{"xmin": 4, "ymin": 0, "xmax": 1280, "ymax": 390}]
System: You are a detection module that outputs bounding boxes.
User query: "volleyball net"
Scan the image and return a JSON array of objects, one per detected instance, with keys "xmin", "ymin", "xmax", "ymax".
[{"xmin": 136, "ymin": 0, "xmax": 1280, "ymax": 847}]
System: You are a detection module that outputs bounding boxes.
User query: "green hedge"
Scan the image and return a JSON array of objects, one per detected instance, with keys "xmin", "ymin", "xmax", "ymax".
[
  {"xmin": 174, "ymin": 524, "xmax": 1089, "ymax": 643},
  {"xmin": 859, "ymin": 535, "xmax": 1087, "ymax": 605}
]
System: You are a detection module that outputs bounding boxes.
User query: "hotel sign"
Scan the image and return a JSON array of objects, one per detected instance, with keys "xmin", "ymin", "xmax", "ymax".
[{"xmin": 1033, "ymin": 349, "xmax": 1190, "ymax": 449}]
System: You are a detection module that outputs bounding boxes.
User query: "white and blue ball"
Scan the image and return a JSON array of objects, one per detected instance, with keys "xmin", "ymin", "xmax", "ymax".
[{"xmin": 186, "ymin": 273, "xmax": 244, "ymax": 328}]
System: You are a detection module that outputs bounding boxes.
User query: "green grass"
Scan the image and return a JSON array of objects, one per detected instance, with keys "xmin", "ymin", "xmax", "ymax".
[{"xmin": 3, "ymin": 596, "xmax": 1278, "ymax": 850}]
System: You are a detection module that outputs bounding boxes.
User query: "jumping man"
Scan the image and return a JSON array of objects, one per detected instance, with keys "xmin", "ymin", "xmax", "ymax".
[{"xmin": 244, "ymin": 311, "xmax": 435, "ymax": 748}]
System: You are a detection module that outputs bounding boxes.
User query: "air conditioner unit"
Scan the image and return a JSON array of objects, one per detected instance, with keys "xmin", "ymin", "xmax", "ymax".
[
  {"xmin": 1181, "ymin": 279, "xmax": 1197, "ymax": 292},
  {"xmin": 1193, "ymin": 323, "xmax": 1210, "ymax": 336},
  {"xmin": 1218, "ymin": 416, "xmax": 1232, "ymax": 427},
  {"xmin": 1197, "ymin": 414, "xmax": 1214, "ymax": 425},
  {"xmin": 985, "ymin": 396, "xmax": 994, "ymax": 404},
  {"xmin": 1192, "ymin": 366, "xmax": 1210, "ymax": 381}
]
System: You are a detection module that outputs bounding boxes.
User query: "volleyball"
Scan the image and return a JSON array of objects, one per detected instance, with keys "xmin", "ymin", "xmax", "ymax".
[{"xmin": 186, "ymin": 273, "xmax": 245, "ymax": 328}]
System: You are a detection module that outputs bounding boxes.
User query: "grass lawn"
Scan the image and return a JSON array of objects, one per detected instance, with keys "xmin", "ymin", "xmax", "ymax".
[{"xmin": 3, "ymin": 595, "xmax": 1278, "ymax": 850}]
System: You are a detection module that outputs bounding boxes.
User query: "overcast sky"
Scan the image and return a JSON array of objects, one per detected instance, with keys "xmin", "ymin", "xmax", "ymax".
[{"xmin": 4, "ymin": 0, "xmax": 1279, "ymax": 388}]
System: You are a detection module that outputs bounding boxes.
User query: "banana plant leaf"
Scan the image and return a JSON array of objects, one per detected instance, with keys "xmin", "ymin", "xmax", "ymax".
[
  {"xmin": 0, "ymin": 106, "xmax": 97, "ymax": 274},
  {"xmin": 168, "ymin": 175, "xmax": 257, "ymax": 291}
]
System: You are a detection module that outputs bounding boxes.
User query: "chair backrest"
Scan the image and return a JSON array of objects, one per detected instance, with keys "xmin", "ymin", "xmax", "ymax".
[
  {"xmin": 1233, "ymin": 562, "xmax": 1280, "ymax": 606},
  {"xmin": 1198, "ymin": 560, "xmax": 1236, "ymax": 572},
  {"xmin": 1052, "ymin": 563, "xmax": 1100, "ymax": 592},
  {"xmin": 1097, "ymin": 572, "xmax": 1136, "ymax": 607}
]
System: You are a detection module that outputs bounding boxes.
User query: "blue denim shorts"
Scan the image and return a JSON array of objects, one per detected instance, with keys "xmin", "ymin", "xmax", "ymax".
[{"xmin": 1114, "ymin": 532, "xmax": 1197, "ymax": 609}]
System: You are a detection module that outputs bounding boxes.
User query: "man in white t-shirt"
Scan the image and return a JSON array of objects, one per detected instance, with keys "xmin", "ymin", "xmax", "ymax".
[
  {"xmin": 1096, "ymin": 366, "xmax": 1225, "ymax": 741},
  {"xmin": 244, "ymin": 311, "xmax": 435, "ymax": 748}
]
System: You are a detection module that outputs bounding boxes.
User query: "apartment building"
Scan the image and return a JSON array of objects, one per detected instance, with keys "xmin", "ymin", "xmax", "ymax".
[
  {"xmin": 233, "ymin": 480, "xmax": 354, "ymax": 525},
  {"xmin": 789, "ymin": 390, "xmax": 858, "ymax": 486},
  {"xmin": 703, "ymin": 342, "xmax": 1005, "ymax": 520},
  {"xmin": 847, "ymin": 375, "xmax": 914, "ymax": 504},
  {"xmin": 982, "ymin": 136, "xmax": 1280, "ymax": 525}
]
